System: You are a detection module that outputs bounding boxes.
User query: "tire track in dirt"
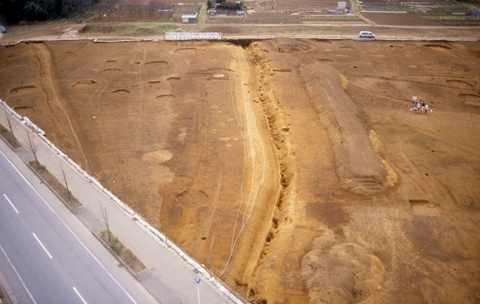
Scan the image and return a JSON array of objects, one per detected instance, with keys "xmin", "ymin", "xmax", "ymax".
[{"xmin": 30, "ymin": 43, "xmax": 90, "ymax": 171}]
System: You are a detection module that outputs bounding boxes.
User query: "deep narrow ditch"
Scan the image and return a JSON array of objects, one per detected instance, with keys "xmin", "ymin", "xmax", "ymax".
[{"xmin": 246, "ymin": 41, "xmax": 298, "ymax": 299}]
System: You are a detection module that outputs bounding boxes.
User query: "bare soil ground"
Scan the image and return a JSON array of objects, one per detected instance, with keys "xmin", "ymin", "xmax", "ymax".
[
  {"xmin": 270, "ymin": 0, "xmax": 337, "ymax": 11},
  {"xmin": 0, "ymin": 37, "xmax": 479, "ymax": 304},
  {"xmin": 362, "ymin": 12, "xmax": 441, "ymax": 26}
]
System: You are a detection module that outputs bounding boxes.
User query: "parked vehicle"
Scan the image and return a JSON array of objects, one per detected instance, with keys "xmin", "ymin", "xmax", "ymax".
[{"xmin": 359, "ymin": 31, "xmax": 375, "ymax": 39}]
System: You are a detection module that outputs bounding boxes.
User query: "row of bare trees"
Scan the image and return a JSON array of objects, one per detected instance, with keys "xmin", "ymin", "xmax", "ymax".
[
  {"xmin": 1, "ymin": 0, "xmax": 119, "ymax": 24},
  {"xmin": 0, "ymin": 0, "xmax": 178, "ymax": 24},
  {"xmin": 3, "ymin": 107, "xmax": 71, "ymax": 195},
  {"xmin": 4, "ymin": 107, "xmax": 41, "ymax": 167},
  {"xmin": 3, "ymin": 106, "xmax": 114, "ymax": 240}
]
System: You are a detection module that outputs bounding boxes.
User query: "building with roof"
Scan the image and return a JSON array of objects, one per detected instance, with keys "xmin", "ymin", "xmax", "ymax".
[{"xmin": 182, "ymin": 13, "xmax": 198, "ymax": 23}]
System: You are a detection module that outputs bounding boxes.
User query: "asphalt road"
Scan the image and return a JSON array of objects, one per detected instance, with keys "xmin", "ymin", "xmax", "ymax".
[{"xmin": 0, "ymin": 141, "xmax": 158, "ymax": 304}]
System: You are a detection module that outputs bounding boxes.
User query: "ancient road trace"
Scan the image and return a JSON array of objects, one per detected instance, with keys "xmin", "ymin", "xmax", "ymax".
[{"xmin": 221, "ymin": 44, "xmax": 266, "ymax": 276}]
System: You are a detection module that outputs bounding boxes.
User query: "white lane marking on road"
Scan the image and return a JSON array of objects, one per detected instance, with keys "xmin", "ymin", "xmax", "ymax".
[
  {"xmin": 73, "ymin": 287, "xmax": 88, "ymax": 304},
  {"xmin": 32, "ymin": 233, "xmax": 53, "ymax": 259},
  {"xmin": 0, "ymin": 150, "xmax": 138, "ymax": 304},
  {"xmin": 0, "ymin": 242, "xmax": 38, "ymax": 304},
  {"xmin": 3, "ymin": 194, "xmax": 18, "ymax": 213}
]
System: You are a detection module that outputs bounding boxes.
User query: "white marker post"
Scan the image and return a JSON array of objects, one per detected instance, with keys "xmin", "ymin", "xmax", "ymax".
[{"xmin": 195, "ymin": 277, "xmax": 201, "ymax": 304}]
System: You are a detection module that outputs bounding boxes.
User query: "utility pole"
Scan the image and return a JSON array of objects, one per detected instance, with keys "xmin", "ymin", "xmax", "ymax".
[{"xmin": 195, "ymin": 277, "xmax": 201, "ymax": 304}]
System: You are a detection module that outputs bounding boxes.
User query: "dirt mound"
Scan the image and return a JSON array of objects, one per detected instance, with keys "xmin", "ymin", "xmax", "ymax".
[
  {"xmin": 271, "ymin": 38, "xmax": 312, "ymax": 53},
  {"xmin": 142, "ymin": 150, "xmax": 172, "ymax": 164},
  {"xmin": 300, "ymin": 63, "xmax": 395, "ymax": 195},
  {"xmin": 79, "ymin": 24, "xmax": 114, "ymax": 33},
  {"xmin": 302, "ymin": 228, "xmax": 384, "ymax": 304}
]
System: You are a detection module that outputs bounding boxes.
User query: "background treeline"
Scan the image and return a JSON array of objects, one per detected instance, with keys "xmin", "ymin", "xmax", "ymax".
[
  {"xmin": 0, "ymin": 0, "xmax": 121, "ymax": 24},
  {"xmin": 207, "ymin": 0, "xmax": 243, "ymax": 11}
]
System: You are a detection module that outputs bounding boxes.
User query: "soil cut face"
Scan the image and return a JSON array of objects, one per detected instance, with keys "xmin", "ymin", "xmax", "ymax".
[{"xmin": 0, "ymin": 39, "xmax": 479, "ymax": 304}]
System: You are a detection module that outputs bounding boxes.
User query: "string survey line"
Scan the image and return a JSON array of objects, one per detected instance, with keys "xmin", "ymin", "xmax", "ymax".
[
  {"xmin": 225, "ymin": 46, "xmax": 248, "ymax": 253},
  {"xmin": 231, "ymin": 45, "xmax": 256, "ymax": 244},
  {"xmin": 220, "ymin": 45, "xmax": 266, "ymax": 277},
  {"xmin": 234, "ymin": 46, "xmax": 266, "ymax": 257},
  {"xmin": 235, "ymin": 45, "xmax": 257, "ymax": 227},
  {"xmin": 232, "ymin": 47, "xmax": 267, "ymax": 252},
  {"xmin": 221, "ymin": 45, "xmax": 251, "ymax": 276},
  {"xmin": 240, "ymin": 46, "xmax": 266, "ymax": 226},
  {"xmin": 232, "ymin": 45, "xmax": 258, "ymax": 246},
  {"xmin": 234, "ymin": 46, "xmax": 266, "ymax": 232}
]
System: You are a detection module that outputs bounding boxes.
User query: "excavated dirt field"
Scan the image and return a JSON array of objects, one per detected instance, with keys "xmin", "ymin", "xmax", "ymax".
[{"xmin": 0, "ymin": 38, "xmax": 480, "ymax": 304}]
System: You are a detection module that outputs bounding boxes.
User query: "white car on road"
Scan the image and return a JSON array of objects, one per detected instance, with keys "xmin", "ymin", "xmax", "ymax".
[{"xmin": 359, "ymin": 31, "xmax": 375, "ymax": 39}]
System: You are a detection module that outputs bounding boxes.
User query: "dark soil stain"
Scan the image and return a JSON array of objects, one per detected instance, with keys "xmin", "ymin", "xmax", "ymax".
[{"xmin": 305, "ymin": 203, "xmax": 349, "ymax": 229}]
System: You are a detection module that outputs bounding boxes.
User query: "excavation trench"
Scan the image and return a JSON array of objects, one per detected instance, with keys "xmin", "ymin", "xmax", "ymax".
[{"xmin": 243, "ymin": 42, "xmax": 298, "ymax": 301}]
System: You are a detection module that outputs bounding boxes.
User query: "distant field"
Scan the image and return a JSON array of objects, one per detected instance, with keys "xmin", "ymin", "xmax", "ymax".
[
  {"xmin": 362, "ymin": 12, "xmax": 440, "ymax": 26},
  {"xmin": 358, "ymin": 0, "xmax": 480, "ymax": 26},
  {"xmin": 1, "ymin": 37, "xmax": 479, "ymax": 304},
  {"xmin": 79, "ymin": 23, "xmax": 181, "ymax": 35}
]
